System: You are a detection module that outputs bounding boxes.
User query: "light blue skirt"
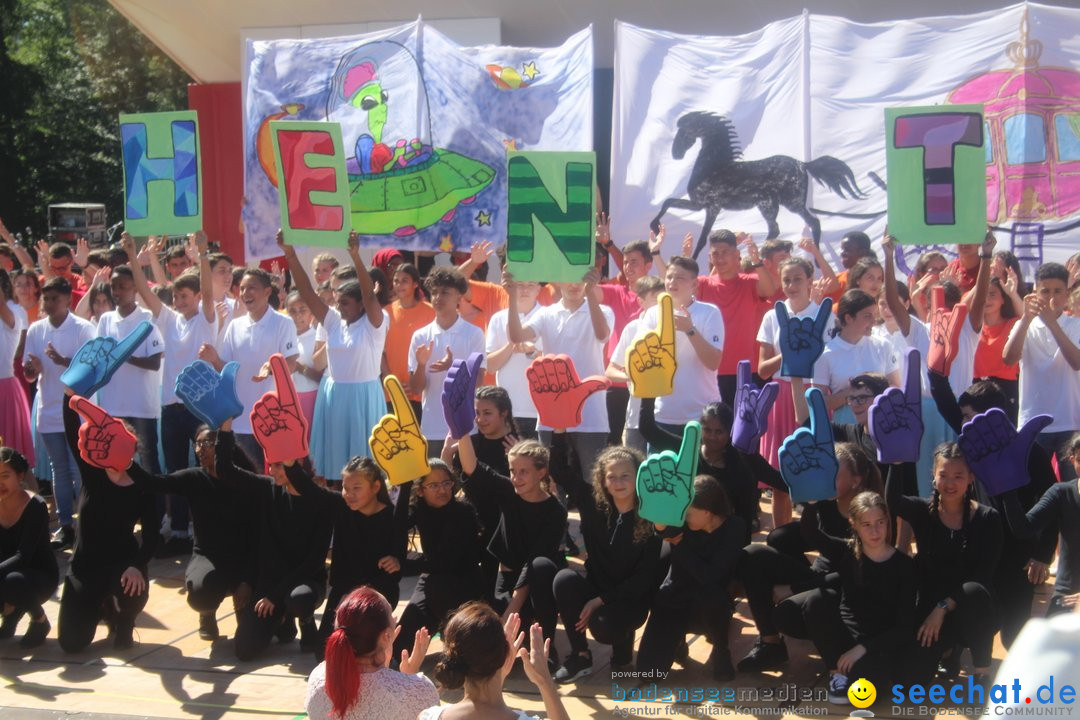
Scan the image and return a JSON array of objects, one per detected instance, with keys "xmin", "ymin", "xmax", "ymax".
[
  {"xmin": 916, "ymin": 396, "xmax": 955, "ymax": 498},
  {"xmin": 310, "ymin": 377, "xmax": 385, "ymax": 480}
]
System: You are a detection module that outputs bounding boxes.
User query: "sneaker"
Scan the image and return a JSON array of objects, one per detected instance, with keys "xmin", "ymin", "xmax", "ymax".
[
  {"xmin": 710, "ymin": 648, "xmax": 736, "ymax": 682},
  {"xmin": 155, "ymin": 535, "xmax": 194, "ymax": 559},
  {"xmin": 828, "ymin": 673, "xmax": 852, "ymax": 705},
  {"xmin": 553, "ymin": 651, "xmax": 593, "ymax": 684},
  {"xmin": 20, "ymin": 617, "xmax": 50, "ymax": 649},
  {"xmin": 0, "ymin": 610, "xmax": 23, "ymax": 639},
  {"xmin": 50, "ymin": 524, "xmax": 75, "ymax": 550},
  {"xmin": 736, "ymin": 639, "xmax": 788, "ymax": 672},
  {"xmin": 937, "ymin": 647, "xmax": 961, "ymax": 680},
  {"xmin": 298, "ymin": 616, "xmax": 319, "ymax": 653},
  {"xmin": 198, "ymin": 613, "xmax": 219, "ymax": 641}
]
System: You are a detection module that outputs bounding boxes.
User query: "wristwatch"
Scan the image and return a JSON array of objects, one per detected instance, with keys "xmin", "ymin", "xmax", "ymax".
[
  {"xmin": 936, "ymin": 599, "xmax": 950, "ymax": 611},
  {"xmin": 650, "ymin": 250, "xmax": 661, "ymax": 256},
  {"xmin": 686, "ymin": 329, "xmax": 696, "ymax": 337}
]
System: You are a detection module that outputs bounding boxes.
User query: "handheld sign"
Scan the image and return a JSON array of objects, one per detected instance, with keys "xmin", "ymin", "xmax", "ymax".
[
  {"xmin": 120, "ymin": 111, "xmax": 202, "ymax": 236},
  {"xmin": 270, "ymin": 120, "xmax": 351, "ymax": 247},
  {"xmin": 505, "ymin": 151, "xmax": 596, "ymax": 282},
  {"xmin": 885, "ymin": 105, "xmax": 987, "ymax": 246}
]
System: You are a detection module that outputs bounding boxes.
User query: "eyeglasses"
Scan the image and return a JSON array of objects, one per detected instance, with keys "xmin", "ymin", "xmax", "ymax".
[
  {"xmin": 194, "ymin": 439, "xmax": 215, "ymax": 448},
  {"xmin": 848, "ymin": 394, "xmax": 875, "ymax": 406},
  {"xmin": 421, "ymin": 480, "xmax": 453, "ymax": 492}
]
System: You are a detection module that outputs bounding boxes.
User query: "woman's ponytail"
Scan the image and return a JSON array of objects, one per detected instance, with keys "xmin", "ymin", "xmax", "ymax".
[
  {"xmin": 325, "ymin": 628, "xmax": 360, "ymax": 718},
  {"xmin": 321, "ymin": 587, "xmax": 394, "ymax": 718}
]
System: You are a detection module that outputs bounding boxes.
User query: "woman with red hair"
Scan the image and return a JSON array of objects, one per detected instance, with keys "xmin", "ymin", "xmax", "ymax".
[{"xmin": 305, "ymin": 586, "xmax": 437, "ymax": 720}]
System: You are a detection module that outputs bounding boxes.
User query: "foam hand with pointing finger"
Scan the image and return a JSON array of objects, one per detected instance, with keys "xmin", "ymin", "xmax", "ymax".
[
  {"xmin": 175, "ymin": 360, "xmax": 244, "ymax": 430},
  {"xmin": 779, "ymin": 388, "xmax": 838, "ymax": 504},
  {"xmin": 71, "ymin": 395, "xmax": 137, "ymax": 472},
  {"xmin": 61, "ymin": 320, "xmax": 153, "ymax": 397},
  {"xmin": 927, "ymin": 286, "xmax": 968, "ymax": 376},
  {"xmin": 370, "ymin": 376, "xmax": 430, "ymax": 486},
  {"xmin": 731, "ymin": 359, "xmax": 779, "ymax": 453},
  {"xmin": 958, "ymin": 408, "xmax": 1052, "ymax": 497},
  {"xmin": 637, "ymin": 421, "xmax": 700, "ymax": 527},
  {"xmin": 527, "ymin": 354, "xmax": 610, "ymax": 431},
  {"xmin": 776, "ymin": 298, "xmax": 832, "ymax": 378},
  {"xmin": 442, "ymin": 352, "xmax": 484, "ymax": 440},
  {"xmin": 869, "ymin": 348, "xmax": 924, "ymax": 464},
  {"xmin": 627, "ymin": 292, "xmax": 677, "ymax": 398},
  {"xmin": 251, "ymin": 354, "xmax": 309, "ymax": 465}
]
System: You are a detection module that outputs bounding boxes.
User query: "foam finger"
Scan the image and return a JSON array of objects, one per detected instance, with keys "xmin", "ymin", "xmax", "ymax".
[
  {"xmin": 268, "ymin": 354, "xmax": 299, "ymax": 408},
  {"xmin": 71, "ymin": 395, "xmax": 110, "ymax": 426},
  {"xmin": 385, "ymin": 376, "xmax": 419, "ymax": 429},
  {"xmin": 657, "ymin": 292, "xmax": 675, "ymax": 349}
]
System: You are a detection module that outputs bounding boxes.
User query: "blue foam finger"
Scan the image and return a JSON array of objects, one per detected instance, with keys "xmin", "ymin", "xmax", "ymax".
[
  {"xmin": 61, "ymin": 321, "xmax": 154, "ymax": 397},
  {"xmin": 175, "ymin": 360, "xmax": 244, "ymax": 430}
]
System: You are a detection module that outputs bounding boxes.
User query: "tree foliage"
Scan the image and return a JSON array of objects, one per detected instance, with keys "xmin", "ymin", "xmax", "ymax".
[{"xmin": 0, "ymin": 0, "xmax": 190, "ymax": 238}]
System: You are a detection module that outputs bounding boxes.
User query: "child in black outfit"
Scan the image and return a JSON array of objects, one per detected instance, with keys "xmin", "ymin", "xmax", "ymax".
[
  {"xmin": 549, "ymin": 446, "xmax": 662, "ymax": 683},
  {"xmin": 637, "ymin": 475, "xmax": 746, "ymax": 681}
]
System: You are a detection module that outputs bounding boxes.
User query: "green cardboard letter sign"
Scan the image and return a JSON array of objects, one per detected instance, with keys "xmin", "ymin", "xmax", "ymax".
[
  {"xmin": 886, "ymin": 105, "xmax": 987, "ymax": 245},
  {"xmin": 120, "ymin": 111, "xmax": 202, "ymax": 236},
  {"xmin": 505, "ymin": 151, "xmax": 596, "ymax": 282},
  {"xmin": 270, "ymin": 120, "xmax": 350, "ymax": 247}
]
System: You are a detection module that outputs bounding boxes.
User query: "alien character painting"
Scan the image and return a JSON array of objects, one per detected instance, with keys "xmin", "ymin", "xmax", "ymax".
[
  {"xmin": 256, "ymin": 40, "xmax": 495, "ymax": 239},
  {"xmin": 650, "ymin": 111, "xmax": 866, "ymax": 259}
]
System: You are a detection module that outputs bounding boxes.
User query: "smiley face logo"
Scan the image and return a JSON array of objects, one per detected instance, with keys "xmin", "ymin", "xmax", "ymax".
[{"xmin": 848, "ymin": 678, "xmax": 876, "ymax": 709}]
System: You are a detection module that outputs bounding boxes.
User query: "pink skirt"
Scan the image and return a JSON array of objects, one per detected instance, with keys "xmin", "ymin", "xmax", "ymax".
[
  {"xmin": 298, "ymin": 390, "xmax": 318, "ymax": 441},
  {"xmin": 0, "ymin": 376, "xmax": 35, "ymax": 466},
  {"xmin": 759, "ymin": 379, "xmax": 796, "ymax": 470}
]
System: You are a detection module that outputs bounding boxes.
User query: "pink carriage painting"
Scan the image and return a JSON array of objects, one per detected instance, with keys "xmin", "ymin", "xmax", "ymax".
[{"xmin": 948, "ymin": 14, "xmax": 1080, "ymax": 225}]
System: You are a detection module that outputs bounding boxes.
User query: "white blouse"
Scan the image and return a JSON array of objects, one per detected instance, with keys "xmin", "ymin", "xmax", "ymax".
[{"xmin": 305, "ymin": 663, "xmax": 439, "ymax": 720}]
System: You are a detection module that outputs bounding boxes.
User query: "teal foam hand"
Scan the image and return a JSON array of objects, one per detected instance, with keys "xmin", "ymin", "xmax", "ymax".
[{"xmin": 637, "ymin": 421, "xmax": 700, "ymax": 527}]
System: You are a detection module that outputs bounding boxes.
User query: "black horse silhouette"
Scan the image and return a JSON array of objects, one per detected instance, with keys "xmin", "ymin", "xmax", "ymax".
[{"xmin": 650, "ymin": 111, "xmax": 866, "ymax": 259}]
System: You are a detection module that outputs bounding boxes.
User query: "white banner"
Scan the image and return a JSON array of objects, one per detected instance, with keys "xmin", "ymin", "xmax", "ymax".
[{"xmin": 612, "ymin": 3, "xmax": 1080, "ymax": 272}]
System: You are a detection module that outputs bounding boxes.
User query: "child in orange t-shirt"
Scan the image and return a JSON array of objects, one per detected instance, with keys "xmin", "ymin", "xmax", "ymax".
[{"xmin": 384, "ymin": 263, "xmax": 434, "ymax": 416}]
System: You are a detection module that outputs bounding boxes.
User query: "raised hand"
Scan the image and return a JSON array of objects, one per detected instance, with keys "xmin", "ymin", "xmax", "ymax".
[
  {"xmin": 526, "ymin": 354, "xmax": 610, "ymax": 431},
  {"xmin": 958, "ymin": 409, "xmax": 1053, "ymax": 497},
  {"xmin": 637, "ymin": 421, "xmax": 700, "ymax": 527},
  {"xmin": 250, "ymin": 354, "xmax": 309, "ymax": 464},
  {"xmin": 868, "ymin": 347, "xmax": 924, "ymax": 463},
  {"xmin": 647, "ymin": 224, "xmax": 665, "ymax": 256},
  {"xmin": 61, "ymin": 320, "xmax": 153, "ymax": 396},
  {"xmin": 779, "ymin": 388, "xmax": 838, "ymax": 504},
  {"xmin": 776, "ymin": 297, "xmax": 833, "ymax": 378},
  {"xmin": 731, "ymin": 359, "xmax": 780, "ymax": 453},
  {"xmin": 175, "ymin": 360, "xmax": 244, "ymax": 429},
  {"xmin": 71, "ymin": 395, "xmax": 137, "ymax": 472},
  {"xmin": 927, "ymin": 286, "xmax": 968, "ymax": 376},
  {"xmin": 74, "ymin": 237, "xmax": 90, "ymax": 268},
  {"xmin": 442, "ymin": 352, "xmax": 484, "ymax": 439},
  {"xmin": 370, "ymin": 376, "xmax": 430, "ymax": 485},
  {"xmin": 627, "ymin": 292, "xmax": 677, "ymax": 398}
]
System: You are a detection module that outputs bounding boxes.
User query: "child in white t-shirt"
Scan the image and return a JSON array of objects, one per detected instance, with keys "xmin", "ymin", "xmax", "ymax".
[
  {"xmin": 485, "ymin": 279, "xmax": 544, "ymax": 438},
  {"xmin": 1005, "ymin": 262, "xmax": 1080, "ymax": 481},
  {"xmin": 606, "ymin": 276, "xmax": 665, "ymax": 453}
]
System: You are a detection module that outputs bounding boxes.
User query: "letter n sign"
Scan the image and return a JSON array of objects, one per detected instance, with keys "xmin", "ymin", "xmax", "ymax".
[
  {"xmin": 505, "ymin": 151, "xmax": 596, "ymax": 282},
  {"xmin": 270, "ymin": 120, "xmax": 351, "ymax": 248},
  {"xmin": 885, "ymin": 105, "xmax": 987, "ymax": 246},
  {"xmin": 120, "ymin": 111, "xmax": 202, "ymax": 236}
]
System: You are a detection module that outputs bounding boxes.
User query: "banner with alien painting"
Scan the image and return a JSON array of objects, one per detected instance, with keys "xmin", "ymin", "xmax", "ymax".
[
  {"xmin": 612, "ymin": 3, "xmax": 1080, "ymax": 274},
  {"xmin": 243, "ymin": 21, "xmax": 593, "ymax": 260}
]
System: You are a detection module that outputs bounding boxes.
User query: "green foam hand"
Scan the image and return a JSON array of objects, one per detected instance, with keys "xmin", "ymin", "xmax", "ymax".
[{"xmin": 636, "ymin": 421, "xmax": 700, "ymax": 528}]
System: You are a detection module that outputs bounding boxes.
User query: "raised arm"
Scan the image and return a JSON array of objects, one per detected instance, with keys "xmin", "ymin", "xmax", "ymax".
[
  {"xmin": 882, "ymin": 232, "xmax": 912, "ymax": 337},
  {"xmin": 637, "ymin": 397, "xmax": 680, "ymax": 453},
  {"xmin": 194, "ymin": 232, "xmax": 215, "ymax": 323},
  {"xmin": 504, "ymin": 273, "xmax": 537, "ymax": 343},
  {"xmin": 346, "ymin": 231, "xmax": 383, "ymax": 328},
  {"xmin": 1003, "ymin": 294, "xmax": 1038, "ymax": 366},
  {"xmin": 798, "ymin": 237, "xmax": 839, "ymax": 295},
  {"xmin": 122, "ymin": 232, "xmax": 164, "ymax": 317},
  {"xmin": 582, "ymin": 269, "xmax": 610, "ymax": 343},
  {"xmin": 744, "ymin": 235, "xmax": 777, "ymax": 298},
  {"xmin": 277, "ymin": 232, "xmax": 329, "ymax": 324},
  {"xmin": 965, "ymin": 231, "xmax": 996, "ymax": 334}
]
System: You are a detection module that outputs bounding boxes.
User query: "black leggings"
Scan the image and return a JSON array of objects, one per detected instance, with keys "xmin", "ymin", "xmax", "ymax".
[
  {"xmin": 185, "ymin": 553, "xmax": 248, "ymax": 615},
  {"xmin": 0, "ymin": 568, "xmax": 57, "ymax": 618},
  {"xmin": 904, "ymin": 582, "xmax": 998, "ymax": 685},
  {"xmin": 234, "ymin": 583, "xmax": 325, "ymax": 661},
  {"xmin": 393, "ymin": 571, "xmax": 485, "ymax": 659},
  {"xmin": 775, "ymin": 587, "xmax": 897, "ymax": 687},
  {"xmin": 496, "ymin": 558, "xmax": 560, "ymax": 642},
  {"xmin": 993, "ymin": 560, "xmax": 1035, "ymax": 649},
  {"xmin": 58, "ymin": 566, "xmax": 149, "ymax": 653},
  {"xmin": 738, "ymin": 543, "xmax": 826, "ymax": 637},
  {"xmin": 766, "ymin": 522, "xmax": 812, "ymax": 565},
  {"xmin": 637, "ymin": 583, "xmax": 733, "ymax": 674},
  {"xmin": 552, "ymin": 568, "xmax": 649, "ymax": 657}
]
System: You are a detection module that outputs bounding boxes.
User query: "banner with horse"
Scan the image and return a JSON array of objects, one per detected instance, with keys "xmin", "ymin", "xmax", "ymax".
[
  {"xmin": 243, "ymin": 21, "xmax": 593, "ymax": 261},
  {"xmin": 611, "ymin": 4, "xmax": 1080, "ymax": 273}
]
